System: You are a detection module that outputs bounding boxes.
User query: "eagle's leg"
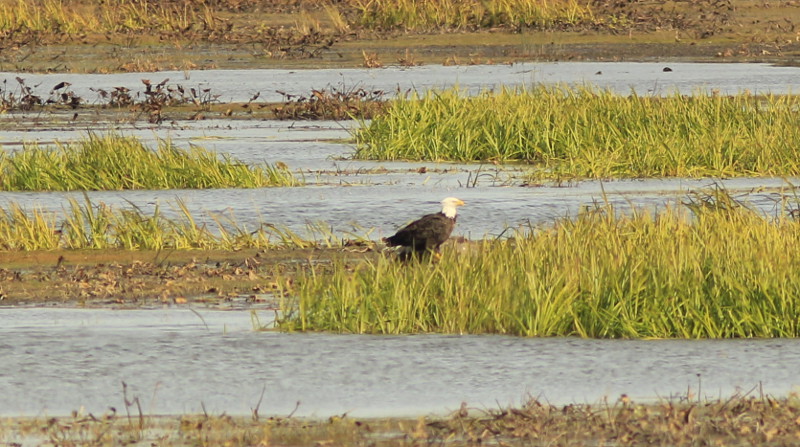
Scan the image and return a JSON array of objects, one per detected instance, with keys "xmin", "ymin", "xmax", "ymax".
[{"xmin": 429, "ymin": 244, "xmax": 444, "ymax": 262}]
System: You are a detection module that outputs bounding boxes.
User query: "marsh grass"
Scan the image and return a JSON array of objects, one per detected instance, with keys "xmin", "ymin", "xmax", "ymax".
[
  {"xmin": 355, "ymin": 86, "xmax": 800, "ymax": 179},
  {"xmin": 0, "ymin": 196, "xmax": 370, "ymax": 251},
  {"xmin": 0, "ymin": 132, "xmax": 297, "ymax": 191},
  {"xmin": 0, "ymin": 0, "xmax": 594, "ymax": 37},
  {"xmin": 350, "ymin": 0, "xmax": 594, "ymax": 31},
  {"xmin": 0, "ymin": 0, "xmax": 218, "ymax": 35},
  {"xmin": 279, "ymin": 191, "xmax": 800, "ymax": 338}
]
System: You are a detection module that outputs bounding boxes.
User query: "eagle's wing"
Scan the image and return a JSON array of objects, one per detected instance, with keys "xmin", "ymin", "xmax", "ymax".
[{"xmin": 385, "ymin": 213, "xmax": 453, "ymax": 249}]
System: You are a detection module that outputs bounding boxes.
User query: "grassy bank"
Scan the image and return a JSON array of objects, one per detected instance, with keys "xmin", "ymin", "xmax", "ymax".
[
  {"xmin": 0, "ymin": 0, "xmax": 611, "ymax": 37},
  {"xmin": 355, "ymin": 86, "xmax": 800, "ymax": 179},
  {"xmin": 0, "ymin": 0, "xmax": 219, "ymax": 36},
  {"xmin": 0, "ymin": 133, "xmax": 297, "ymax": 191},
  {"xmin": 351, "ymin": 0, "xmax": 594, "ymax": 31},
  {"xmin": 0, "ymin": 0, "xmax": 597, "ymax": 39},
  {"xmin": 279, "ymin": 191, "xmax": 800, "ymax": 338},
  {"xmin": 0, "ymin": 0, "xmax": 795, "ymax": 73}
]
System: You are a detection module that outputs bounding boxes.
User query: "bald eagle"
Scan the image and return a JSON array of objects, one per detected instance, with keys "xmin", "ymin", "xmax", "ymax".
[{"xmin": 383, "ymin": 197, "xmax": 465, "ymax": 260}]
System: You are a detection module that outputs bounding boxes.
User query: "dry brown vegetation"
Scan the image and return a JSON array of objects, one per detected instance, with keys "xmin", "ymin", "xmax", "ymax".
[
  {"xmin": 3, "ymin": 393, "xmax": 800, "ymax": 446},
  {"xmin": 0, "ymin": 76, "xmax": 386, "ymax": 124},
  {"xmin": 272, "ymin": 85, "xmax": 387, "ymax": 120},
  {"xmin": 0, "ymin": 0, "xmax": 798, "ymax": 72}
]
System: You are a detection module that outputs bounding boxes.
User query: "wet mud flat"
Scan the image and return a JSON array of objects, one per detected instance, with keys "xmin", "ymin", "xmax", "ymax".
[
  {"xmin": 0, "ymin": 247, "xmax": 378, "ymax": 307},
  {"xmin": 0, "ymin": 253, "xmax": 267, "ymax": 307}
]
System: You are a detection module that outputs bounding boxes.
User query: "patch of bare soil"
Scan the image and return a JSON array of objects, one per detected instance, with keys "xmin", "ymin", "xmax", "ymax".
[{"xmin": 0, "ymin": 247, "xmax": 375, "ymax": 307}]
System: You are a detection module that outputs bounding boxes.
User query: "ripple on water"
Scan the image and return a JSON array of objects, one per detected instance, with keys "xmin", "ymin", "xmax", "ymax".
[{"xmin": 0, "ymin": 308, "xmax": 799, "ymax": 417}]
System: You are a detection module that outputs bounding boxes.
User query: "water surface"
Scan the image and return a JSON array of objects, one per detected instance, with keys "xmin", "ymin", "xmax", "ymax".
[
  {"xmin": 2, "ymin": 62, "xmax": 799, "ymax": 103},
  {"xmin": 2, "ymin": 62, "xmax": 798, "ymax": 241},
  {"xmin": 1, "ymin": 63, "xmax": 798, "ymax": 419},
  {"xmin": 0, "ymin": 176, "xmax": 795, "ymax": 241},
  {"xmin": 0, "ymin": 308, "xmax": 797, "ymax": 417}
]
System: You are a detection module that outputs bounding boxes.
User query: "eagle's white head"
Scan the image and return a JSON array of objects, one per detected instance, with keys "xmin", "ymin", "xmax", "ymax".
[{"xmin": 441, "ymin": 197, "xmax": 465, "ymax": 219}]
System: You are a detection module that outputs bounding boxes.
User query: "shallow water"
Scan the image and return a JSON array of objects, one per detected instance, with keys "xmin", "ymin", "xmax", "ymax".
[
  {"xmin": 1, "ymin": 63, "xmax": 799, "ymax": 240},
  {"xmin": 2, "ymin": 62, "xmax": 798, "ymax": 239},
  {"xmin": 2, "ymin": 63, "xmax": 799, "ymax": 418},
  {"xmin": 2, "ymin": 62, "xmax": 800, "ymax": 103},
  {"xmin": 0, "ymin": 308, "xmax": 798, "ymax": 417},
  {"xmin": 0, "ymin": 120, "xmax": 797, "ymax": 240},
  {"xmin": 0, "ymin": 174, "xmax": 795, "ymax": 241}
]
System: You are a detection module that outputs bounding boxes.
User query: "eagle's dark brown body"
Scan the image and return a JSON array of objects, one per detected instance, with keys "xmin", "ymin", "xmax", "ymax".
[
  {"xmin": 383, "ymin": 212, "xmax": 456, "ymax": 252},
  {"xmin": 383, "ymin": 197, "xmax": 464, "ymax": 260}
]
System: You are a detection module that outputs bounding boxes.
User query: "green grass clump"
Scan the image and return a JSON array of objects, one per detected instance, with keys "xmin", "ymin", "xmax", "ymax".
[
  {"xmin": 0, "ymin": 0, "xmax": 217, "ymax": 35},
  {"xmin": 349, "ymin": 0, "xmax": 593, "ymax": 31},
  {"xmin": 0, "ymin": 132, "xmax": 298, "ymax": 191},
  {"xmin": 279, "ymin": 192, "xmax": 800, "ymax": 338},
  {"xmin": 0, "ymin": 196, "xmax": 364, "ymax": 251},
  {"xmin": 355, "ymin": 86, "xmax": 800, "ymax": 179}
]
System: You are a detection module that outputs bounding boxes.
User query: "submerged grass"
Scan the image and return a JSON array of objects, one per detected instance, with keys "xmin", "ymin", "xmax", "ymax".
[
  {"xmin": 279, "ymin": 190, "xmax": 800, "ymax": 338},
  {"xmin": 0, "ymin": 132, "xmax": 297, "ymax": 191},
  {"xmin": 355, "ymin": 86, "xmax": 800, "ymax": 179}
]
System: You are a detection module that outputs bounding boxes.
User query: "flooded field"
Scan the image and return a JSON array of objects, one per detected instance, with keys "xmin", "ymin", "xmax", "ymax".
[
  {"xmin": 2, "ymin": 62, "xmax": 800, "ymax": 238},
  {"xmin": 0, "ymin": 169, "xmax": 794, "ymax": 241},
  {"xmin": 2, "ymin": 307, "xmax": 799, "ymax": 418},
  {"xmin": 3, "ymin": 61, "xmax": 800, "ymax": 418}
]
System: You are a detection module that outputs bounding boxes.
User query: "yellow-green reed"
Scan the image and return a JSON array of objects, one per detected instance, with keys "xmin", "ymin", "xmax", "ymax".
[
  {"xmin": 0, "ymin": 202, "xmax": 60, "ymax": 250},
  {"xmin": 0, "ymin": 0, "xmax": 217, "ymax": 35},
  {"xmin": 349, "ymin": 0, "xmax": 593, "ymax": 31},
  {"xmin": 0, "ymin": 0, "xmax": 594, "ymax": 42},
  {"xmin": 0, "ymin": 195, "xmax": 366, "ymax": 251},
  {"xmin": 355, "ymin": 86, "xmax": 800, "ymax": 179},
  {"xmin": 0, "ymin": 132, "xmax": 298, "ymax": 191},
  {"xmin": 279, "ymin": 194, "xmax": 800, "ymax": 338}
]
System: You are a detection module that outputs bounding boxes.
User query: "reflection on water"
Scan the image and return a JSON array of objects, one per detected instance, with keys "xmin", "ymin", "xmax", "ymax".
[{"xmin": 0, "ymin": 308, "xmax": 798, "ymax": 417}]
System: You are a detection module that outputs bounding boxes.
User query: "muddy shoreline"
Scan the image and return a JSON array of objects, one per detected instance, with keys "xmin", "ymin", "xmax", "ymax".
[
  {"xmin": 3, "ymin": 393, "xmax": 800, "ymax": 446},
  {"xmin": 0, "ymin": 246, "xmax": 378, "ymax": 307},
  {"xmin": 6, "ymin": 37, "xmax": 800, "ymax": 75},
  {"xmin": 3, "ymin": 0, "xmax": 800, "ymax": 74}
]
